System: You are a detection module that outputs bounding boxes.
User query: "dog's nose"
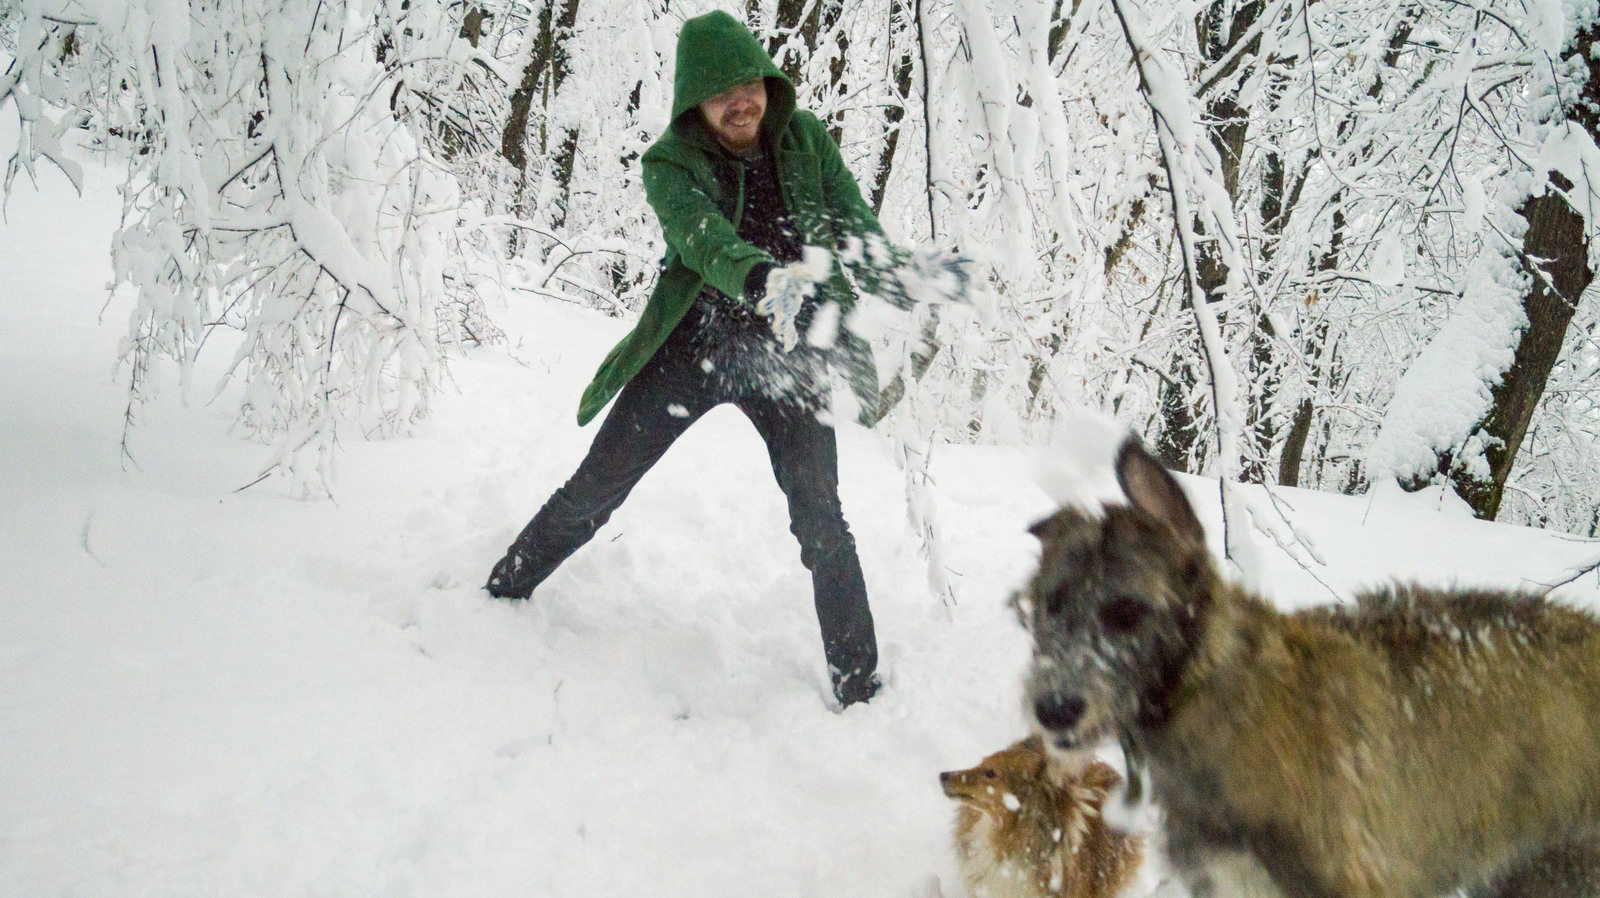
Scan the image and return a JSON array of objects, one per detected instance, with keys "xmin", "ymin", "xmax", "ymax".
[
  {"xmin": 939, "ymin": 771, "xmax": 953, "ymax": 785},
  {"xmin": 1034, "ymin": 693, "xmax": 1086, "ymax": 731}
]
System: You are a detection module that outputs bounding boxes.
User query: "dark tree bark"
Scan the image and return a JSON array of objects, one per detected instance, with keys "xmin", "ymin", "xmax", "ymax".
[
  {"xmin": 765, "ymin": 0, "xmax": 849, "ymax": 141},
  {"xmin": 872, "ymin": 312, "xmax": 943, "ymax": 423},
  {"xmin": 1240, "ymin": 65, "xmax": 1295, "ymax": 484},
  {"xmin": 460, "ymin": 6, "xmax": 488, "ymax": 47},
  {"xmin": 1278, "ymin": 399, "xmax": 1314, "ymax": 485},
  {"xmin": 1153, "ymin": 358, "xmax": 1201, "ymax": 472},
  {"xmin": 500, "ymin": 0, "xmax": 580, "ymax": 173},
  {"xmin": 1048, "ymin": 0, "xmax": 1079, "ymax": 64},
  {"xmin": 1279, "ymin": 210, "xmax": 1340, "ymax": 489},
  {"xmin": 769, "ymin": 0, "xmax": 817, "ymax": 85},
  {"xmin": 869, "ymin": 0, "xmax": 915, "ymax": 216},
  {"xmin": 500, "ymin": 0, "xmax": 581, "ymax": 242}
]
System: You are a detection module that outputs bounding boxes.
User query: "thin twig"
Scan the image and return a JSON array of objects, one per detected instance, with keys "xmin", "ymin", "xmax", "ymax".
[{"xmin": 1538, "ymin": 554, "xmax": 1600, "ymax": 593}]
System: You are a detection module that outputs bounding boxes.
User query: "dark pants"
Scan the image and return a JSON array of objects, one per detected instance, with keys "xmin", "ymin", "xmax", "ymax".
[{"xmin": 488, "ymin": 332, "xmax": 878, "ymax": 689}]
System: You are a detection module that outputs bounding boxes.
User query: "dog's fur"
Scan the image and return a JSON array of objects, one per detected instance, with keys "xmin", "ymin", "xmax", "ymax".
[
  {"xmin": 1018, "ymin": 437, "xmax": 1600, "ymax": 898},
  {"xmin": 941, "ymin": 735, "xmax": 1145, "ymax": 898}
]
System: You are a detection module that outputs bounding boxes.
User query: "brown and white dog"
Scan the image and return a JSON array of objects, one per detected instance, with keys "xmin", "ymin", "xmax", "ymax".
[{"xmin": 941, "ymin": 735, "xmax": 1145, "ymax": 898}]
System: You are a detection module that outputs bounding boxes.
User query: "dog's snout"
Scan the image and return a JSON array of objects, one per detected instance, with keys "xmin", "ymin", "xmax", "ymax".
[{"xmin": 1034, "ymin": 693, "xmax": 1086, "ymax": 732}]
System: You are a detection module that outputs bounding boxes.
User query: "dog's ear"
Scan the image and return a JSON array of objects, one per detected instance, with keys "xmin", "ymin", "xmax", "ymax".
[
  {"xmin": 1015, "ymin": 743, "xmax": 1047, "ymax": 781},
  {"xmin": 1026, "ymin": 511, "xmax": 1071, "ymax": 564},
  {"xmin": 1115, "ymin": 437, "xmax": 1204, "ymax": 545},
  {"xmin": 1028, "ymin": 513, "xmax": 1061, "ymax": 542},
  {"xmin": 1079, "ymin": 760, "xmax": 1123, "ymax": 800},
  {"xmin": 1028, "ymin": 507, "xmax": 1095, "ymax": 550}
]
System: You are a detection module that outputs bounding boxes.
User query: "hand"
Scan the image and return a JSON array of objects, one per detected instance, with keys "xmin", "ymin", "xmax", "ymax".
[
  {"xmin": 755, "ymin": 248, "xmax": 830, "ymax": 351},
  {"xmin": 756, "ymin": 266, "xmax": 811, "ymax": 351}
]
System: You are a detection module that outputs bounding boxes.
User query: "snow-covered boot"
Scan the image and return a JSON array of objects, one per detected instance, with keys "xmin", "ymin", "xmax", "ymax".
[
  {"xmin": 833, "ymin": 668, "xmax": 881, "ymax": 708},
  {"xmin": 484, "ymin": 548, "xmax": 539, "ymax": 599}
]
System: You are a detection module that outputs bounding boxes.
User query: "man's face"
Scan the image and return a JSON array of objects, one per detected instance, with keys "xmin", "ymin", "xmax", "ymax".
[{"xmin": 700, "ymin": 78, "xmax": 767, "ymax": 154}]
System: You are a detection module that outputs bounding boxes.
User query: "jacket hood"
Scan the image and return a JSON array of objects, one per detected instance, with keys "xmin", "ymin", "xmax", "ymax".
[{"xmin": 668, "ymin": 10, "xmax": 795, "ymax": 146}]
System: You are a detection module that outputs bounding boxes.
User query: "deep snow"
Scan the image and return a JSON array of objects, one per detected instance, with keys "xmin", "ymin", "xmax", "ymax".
[{"xmin": 4, "ymin": 161, "xmax": 1599, "ymax": 898}]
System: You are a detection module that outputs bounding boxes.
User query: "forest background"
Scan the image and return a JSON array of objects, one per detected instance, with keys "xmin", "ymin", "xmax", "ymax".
[{"xmin": 4, "ymin": 0, "xmax": 1599, "ymax": 543}]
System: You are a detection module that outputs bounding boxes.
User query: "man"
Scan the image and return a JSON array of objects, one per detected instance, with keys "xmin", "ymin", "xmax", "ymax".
[{"xmin": 485, "ymin": 10, "xmax": 904, "ymax": 708}]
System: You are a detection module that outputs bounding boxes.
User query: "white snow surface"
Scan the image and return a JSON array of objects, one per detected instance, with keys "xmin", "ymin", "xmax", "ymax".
[{"xmin": 5, "ymin": 165, "xmax": 1600, "ymax": 897}]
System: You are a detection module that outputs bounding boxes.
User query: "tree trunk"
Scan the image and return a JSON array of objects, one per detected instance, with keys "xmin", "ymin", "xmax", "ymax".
[
  {"xmin": 769, "ymin": 0, "xmax": 817, "ymax": 85},
  {"xmin": 1155, "ymin": 0, "xmax": 1263, "ymax": 474},
  {"xmin": 823, "ymin": 0, "xmax": 848, "ymax": 142},
  {"xmin": 1153, "ymin": 356, "xmax": 1201, "ymax": 472},
  {"xmin": 1048, "ymin": 0, "xmax": 1080, "ymax": 64},
  {"xmin": 1278, "ymin": 13, "xmax": 1412, "ymax": 487},
  {"xmin": 1449, "ymin": 180, "xmax": 1589, "ymax": 518},
  {"xmin": 870, "ymin": 0, "xmax": 915, "ymax": 215},
  {"xmin": 1241, "ymin": 66, "xmax": 1296, "ymax": 485},
  {"xmin": 548, "ymin": 126, "xmax": 581, "ymax": 230},
  {"xmin": 916, "ymin": 0, "xmax": 937, "ymax": 240},
  {"xmin": 501, "ymin": 5, "xmax": 550, "ymax": 172},
  {"xmin": 1279, "ymin": 315, "xmax": 1333, "ymax": 486},
  {"xmin": 1240, "ymin": 312, "xmax": 1278, "ymax": 484},
  {"xmin": 546, "ymin": 0, "xmax": 582, "ymax": 228},
  {"xmin": 460, "ymin": 7, "xmax": 488, "ymax": 47},
  {"xmin": 873, "ymin": 312, "xmax": 943, "ymax": 423},
  {"xmin": 1278, "ymin": 398, "xmax": 1313, "ymax": 485},
  {"xmin": 766, "ymin": 0, "xmax": 848, "ymax": 140},
  {"xmin": 1447, "ymin": 23, "xmax": 1598, "ymax": 520},
  {"xmin": 500, "ymin": 0, "xmax": 582, "ymax": 238},
  {"xmin": 500, "ymin": 0, "xmax": 579, "ymax": 170}
]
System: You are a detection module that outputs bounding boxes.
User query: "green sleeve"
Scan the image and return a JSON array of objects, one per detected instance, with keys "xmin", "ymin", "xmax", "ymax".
[{"xmin": 642, "ymin": 144, "xmax": 774, "ymax": 305}]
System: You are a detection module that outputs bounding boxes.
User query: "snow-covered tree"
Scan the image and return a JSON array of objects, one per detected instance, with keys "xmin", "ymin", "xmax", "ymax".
[
  {"xmin": 2, "ymin": 0, "xmax": 495, "ymax": 493},
  {"xmin": 7, "ymin": 0, "xmax": 1600, "ymax": 535},
  {"xmin": 1364, "ymin": 0, "xmax": 1600, "ymax": 527}
]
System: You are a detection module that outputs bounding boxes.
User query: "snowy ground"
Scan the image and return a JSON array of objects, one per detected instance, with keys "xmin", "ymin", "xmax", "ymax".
[{"xmin": 4, "ymin": 162, "xmax": 1599, "ymax": 898}]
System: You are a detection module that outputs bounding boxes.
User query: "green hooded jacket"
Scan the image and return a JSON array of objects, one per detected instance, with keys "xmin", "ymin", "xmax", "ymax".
[{"xmin": 575, "ymin": 9, "xmax": 891, "ymax": 425}]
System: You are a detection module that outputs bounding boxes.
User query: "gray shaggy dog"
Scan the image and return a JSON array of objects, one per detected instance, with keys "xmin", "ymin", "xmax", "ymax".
[{"xmin": 1018, "ymin": 437, "xmax": 1600, "ymax": 898}]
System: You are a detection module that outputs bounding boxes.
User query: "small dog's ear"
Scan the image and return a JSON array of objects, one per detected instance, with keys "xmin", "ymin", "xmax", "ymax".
[
  {"xmin": 1027, "ymin": 515, "xmax": 1057, "ymax": 541},
  {"xmin": 1028, "ymin": 508, "xmax": 1088, "ymax": 548},
  {"xmin": 1115, "ymin": 438, "xmax": 1204, "ymax": 545},
  {"xmin": 1079, "ymin": 760, "xmax": 1124, "ymax": 799}
]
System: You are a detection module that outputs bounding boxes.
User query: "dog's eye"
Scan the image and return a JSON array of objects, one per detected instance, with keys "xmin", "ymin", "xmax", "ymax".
[
  {"xmin": 984, "ymin": 769, "xmax": 997, "ymax": 779},
  {"xmin": 1099, "ymin": 596, "xmax": 1151, "ymax": 634}
]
